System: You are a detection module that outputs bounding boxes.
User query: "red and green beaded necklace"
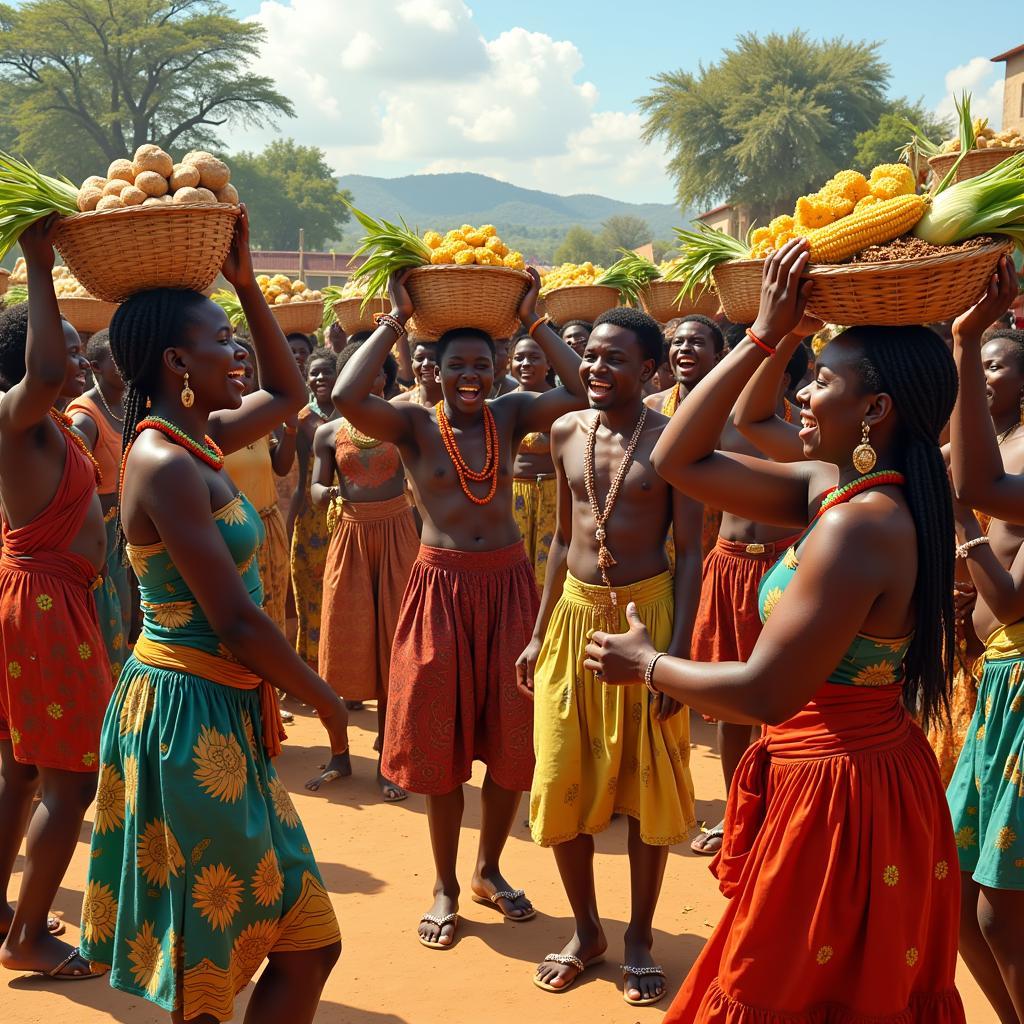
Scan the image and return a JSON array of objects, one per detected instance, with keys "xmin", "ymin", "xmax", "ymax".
[
  {"xmin": 118, "ymin": 416, "xmax": 224, "ymax": 506},
  {"xmin": 814, "ymin": 469, "xmax": 905, "ymax": 519}
]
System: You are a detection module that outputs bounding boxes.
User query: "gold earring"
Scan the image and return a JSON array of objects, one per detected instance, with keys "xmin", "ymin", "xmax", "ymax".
[
  {"xmin": 852, "ymin": 420, "xmax": 877, "ymax": 474},
  {"xmin": 180, "ymin": 371, "xmax": 194, "ymax": 409}
]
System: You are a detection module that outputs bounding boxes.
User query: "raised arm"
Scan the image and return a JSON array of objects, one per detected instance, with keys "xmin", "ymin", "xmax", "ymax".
[
  {"xmin": 503, "ymin": 269, "xmax": 587, "ymax": 433},
  {"xmin": 586, "ymin": 505, "xmax": 892, "ymax": 725},
  {"xmin": 208, "ymin": 208, "xmax": 308, "ymax": 453},
  {"xmin": 134, "ymin": 447, "xmax": 348, "ymax": 751},
  {"xmin": 270, "ymin": 418, "xmax": 297, "ymax": 475},
  {"xmin": 0, "ymin": 216, "xmax": 67, "ymax": 433},
  {"xmin": 651, "ymin": 240, "xmax": 823, "ymax": 528},
  {"xmin": 949, "ymin": 256, "xmax": 1022, "ymax": 517},
  {"xmin": 332, "ymin": 272, "xmax": 419, "ymax": 444},
  {"xmin": 515, "ymin": 417, "xmax": 574, "ymax": 697},
  {"xmin": 732, "ymin": 327, "xmax": 809, "ymax": 463},
  {"xmin": 310, "ymin": 421, "xmax": 338, "ymax": 508},
  {"xmin": 954, "ymin": 500, "xmax": 1024, "ymax": 626}
]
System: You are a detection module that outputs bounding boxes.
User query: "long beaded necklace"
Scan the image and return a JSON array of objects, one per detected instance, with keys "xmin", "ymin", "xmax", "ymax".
[
  {"xmin": 584, "ymin": 407, "xmax": 648, "ymax": 617},
  {"xmin": 50, "ymin": 408, "xmax": 102, "ymax": 485},
  {"xmin": 436, "ymin": 401, "xmax": 499, "ymax": 505},
  {"xmin": 814, "ymin": 470, "xmax": 906, "ymax": 520},
  {"xmin": 93, "ymin": 382, "xmax": 124, "ymax": 424},
  {"xmin": 119, "ymin": 417, "xmax": 224, "ymax": 499},
  {"xmin": 783, "ymin": 398, "xmax": 794, "ymax": 424}
]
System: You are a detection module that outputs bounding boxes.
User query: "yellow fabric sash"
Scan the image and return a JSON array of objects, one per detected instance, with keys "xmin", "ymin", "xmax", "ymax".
[
  {"xmin": 983, "ymin": 621, "xmax": 1024, "ymax": 661},
  {"xmin": 132, "ymin": 636, "xmax": 285, "ymax": 757}
]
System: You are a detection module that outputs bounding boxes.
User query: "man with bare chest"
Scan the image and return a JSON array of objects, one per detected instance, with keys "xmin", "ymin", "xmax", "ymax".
[
  {"xmin": 333, "ymin": 269, "xmax": 585, "ymax": 951},
  {"xmin": 517, "ymin": 307, "xmax": 702, "ymax": 1007}
]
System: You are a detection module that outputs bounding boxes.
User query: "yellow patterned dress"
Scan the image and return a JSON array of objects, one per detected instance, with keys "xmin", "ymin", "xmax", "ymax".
[
  {"xmin": 512, "ymin": 430, "xmax": 557, "ymax": 591},
  {"xmin": 80, "ymin": 493, "xmax": 339, "ymax": 1021}
]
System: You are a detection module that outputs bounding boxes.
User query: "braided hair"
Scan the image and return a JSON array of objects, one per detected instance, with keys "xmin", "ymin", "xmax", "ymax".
[
  {"xmin": 841, "ymin": 325, "xmax": 959, "ymax": 727},
  {"xmin": 108, "ymin": 288, "xmax": 211, "ymax": 556}
]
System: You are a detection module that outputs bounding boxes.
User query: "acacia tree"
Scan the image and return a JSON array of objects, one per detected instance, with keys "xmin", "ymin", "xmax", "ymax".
[
  {"xmin": 639, "ymin": 32, "xmax": 890, "ymax": 219},
  {"xmin": 0, "ymin": 0, "xmax": 293, "ymax": 180}
]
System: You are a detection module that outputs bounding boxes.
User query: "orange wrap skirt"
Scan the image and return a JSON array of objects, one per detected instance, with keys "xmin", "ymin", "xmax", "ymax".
[
  {"xmin": 318, "ymin": 495, "xmax": 419, "ymax": 702},
  {"xmin": 665, "ymin": 683, "xmax": 964, "ymax": 1023},
  {"xmin": 692, "ymin": 535, "xmax": 802, "ymax": 664},
  {"xmin": 382, "ymin": 542, "xmax": 538, "ymax": 795}
]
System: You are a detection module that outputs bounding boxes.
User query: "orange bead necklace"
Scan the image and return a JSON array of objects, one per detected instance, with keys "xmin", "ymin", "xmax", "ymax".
[
  {"xmin": 50, "ymin": 408, "xmax": 102, "ymax": 486},
  {"xmin": 435, "ymin": 401, "xmax": 499, "ymax": 505}
]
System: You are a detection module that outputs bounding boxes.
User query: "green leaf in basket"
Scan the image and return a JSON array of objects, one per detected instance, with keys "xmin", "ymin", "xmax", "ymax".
[
  {"xmin": 0, "ymin": 151, "xmax": 79, "ymax": 260},
  {"xmin": 211, "ymin": 288, "xmax": 247, "ymax": 331}
]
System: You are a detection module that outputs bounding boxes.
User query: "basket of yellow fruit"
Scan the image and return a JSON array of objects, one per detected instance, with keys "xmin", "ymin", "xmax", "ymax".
[
  {"xmin": 928, "ymin": 111, "xmax": 1024, "ymax": 185},
  {"xmin": 254, "ymin": 274, "xmax": 324, "ymax": 334},
  {"xmin": 345, "ymin": 204, "xmax": 531, "ymax": 341},
  {"xmin": 6, "ymin": 259, "xmax": 117, "ymax": 332},
  {"xmin": 639, "ymin": 275, "xmax": 718, "ymax": 323},
  {"xmin": 0, "ymin": 147, "xmax": 240, "ymax": 303},
  {"xmin": 540, "ymin": 263, "xmax": 620, "ymax": 324},
  {"xmin": 324, "ymin": 280, "xmax": 390, "ymax": 335},
  {"xmin": 673, "ymin": 161, "xmax": 1022, "ymax": 327}
]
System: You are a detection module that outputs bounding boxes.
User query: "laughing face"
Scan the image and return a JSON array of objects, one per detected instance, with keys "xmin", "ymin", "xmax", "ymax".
[
  {"xmin": 669, "ymin": 321, "xmax": 720, "ymax": 388},
  {"xmin": 512, "ymin": 337, "xmax": 550, "ymax": 391},
  {"xmin": 439, "ymin": 337, "xmax": 495, "ymax": 415},
  {"xmin": 307, "ymin": 354, "xmax": 339, "ymax": 408},
  {"xmin": 60, "ymin": 321, "xmax": 90, "ymax": 400},
  {"xmin": 580, "ymin": 324, "xmax": 654, "ymax": 410},
  {"xmin": 173, "ymin": 299, "xmax": 249, "ymax": 410}
]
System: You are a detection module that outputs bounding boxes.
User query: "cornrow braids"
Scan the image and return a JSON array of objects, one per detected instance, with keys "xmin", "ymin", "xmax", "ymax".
[
  {"xmin": 843, "ymin": 325, "xmax": 959, "ymax": 728},
  {"xmin": 108, "ymin": 288, "xmax": 210, "ymax": 558}
]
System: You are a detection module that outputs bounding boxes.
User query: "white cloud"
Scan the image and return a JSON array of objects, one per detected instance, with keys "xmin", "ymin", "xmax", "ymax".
[
  {"xmin": 936, "ymin": 56, "xmax": 1005, "ymax": 127},
  {"xmin": 231, "ymin": 0, "xmax": 674, "ymax": 204}
]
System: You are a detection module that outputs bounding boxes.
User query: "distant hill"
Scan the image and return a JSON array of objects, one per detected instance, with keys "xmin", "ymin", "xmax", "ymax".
[{"xmin": 337, "ymin": 172, "xmax": 693, "ymax": 260}]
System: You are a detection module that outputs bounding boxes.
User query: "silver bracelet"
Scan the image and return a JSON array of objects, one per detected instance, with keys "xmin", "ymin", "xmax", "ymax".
[
  {"xmin": 956, "ymin": 536, "xmax": 990, "ymax": 559},
  {"xmin": 644, "ymin": 653, "xmax": 666, "ymax": 696}
]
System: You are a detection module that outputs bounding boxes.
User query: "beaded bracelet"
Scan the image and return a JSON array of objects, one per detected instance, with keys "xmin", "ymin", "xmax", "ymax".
[
  {"xmin": 527, "ymin": 314, "xmax": 551, "ymax": 340},
  {"xmin": 956, "ymin": 536, "xmax": 990, "ymax": 559},
  {"xmin": 374, "ymin": 312, "xmax": 407, "ymax": 339},
  {"xmin": 745, "ymin": 328, "xmax": 776, "ymax": 356},
  {"xmin": 644, "ymin": 653, "xmax": 666, "ymax": 696}
]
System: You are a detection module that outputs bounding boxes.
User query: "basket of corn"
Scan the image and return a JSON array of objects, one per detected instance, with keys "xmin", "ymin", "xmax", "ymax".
[
  {"xmin": 324, "ymin": 280, "xmax": 389, "ymax": 335},
  {"xmin": 639, "ymin": 252, "xmax": 720, "ymax": 322},
  {"xmin": 540, "ymin": 263, "xmax": 621, "ymax": 324},
  {"xmin": 924, "ymin": 95, "xmax": 1024, "ymax": 185},
  {"xmin": 0, "ymin": 147, "xmax": 240, "ymax": 303},
  {"xmin": 346, "ymin": 203, "xmax": 531, "ymax": 340},
  {"xmin": 675, "ymin": 157, "xmax": 1024, "ymax": 327}
]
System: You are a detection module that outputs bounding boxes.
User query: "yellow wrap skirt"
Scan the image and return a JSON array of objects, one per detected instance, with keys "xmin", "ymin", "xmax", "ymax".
[{"xmin": 530, "ymin": 571, "xmax": 696, "ymax": 847}]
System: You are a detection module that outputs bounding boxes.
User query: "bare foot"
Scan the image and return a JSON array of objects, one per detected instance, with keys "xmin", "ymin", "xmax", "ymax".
[
  {"xmin": 690, "ymin": 821, "xmax": 724, "ymax": 855},
  {"xmin": 0, "ymin": 932, "xmax": 95, "ymax": 978},
  {"xmin": 418, "ymin": 890, "xmax": 459, "ymax": 948},
  {"xmin": 304, "ymin": 751, "xmax": 352, "ymax": 792},
  {"xmin": 535, "ymin": 930, "xmax": 607, "ymax": 991},
  {"xmin": 471, "ymin": 870, "xmax": 534, "ymax": 919},
  {"xmin": 621, "ymin": 935, "xmax": 666, "ymax": 1005},
  {"xmin": 377, "ymin": 763, "xmax": 407, "ymax": 802},
  {"xmin": 0, "ymin": 908, "xmax": 67, "ymax": 943}
]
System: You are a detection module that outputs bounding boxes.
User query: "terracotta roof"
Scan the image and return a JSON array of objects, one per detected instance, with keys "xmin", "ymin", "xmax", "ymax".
[{"xmin": 991, "ymin": 43, "xmax": 1024, "ymax": 63}]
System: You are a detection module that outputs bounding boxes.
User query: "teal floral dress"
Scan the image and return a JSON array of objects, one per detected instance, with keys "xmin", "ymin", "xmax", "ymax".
[{"xmin": 81, "ymin": 492, "xmax": 339, "ymax": 1021}]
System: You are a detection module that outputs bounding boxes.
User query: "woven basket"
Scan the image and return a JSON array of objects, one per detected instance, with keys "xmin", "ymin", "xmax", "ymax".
[
  {"xmin": 53, "ymin": 204, "xmax": 241, "ymax": 303},
  {"xmin": 711, "ymin": 261, "xmax": 764, "ymax": 324},
  {"xmin": 0, "ymin": 268, "xmax": 9, "ymax": 298},
  {"xmin": 270, "ymin": 299, "xmax": 323, "ymax": 336},
  {"xmin": 804, "ymin": 237, "xmax": 1014, "ymax": 326},
  {"xmin": 332, "ymin": 296, "xmax": 390, "ymax": 336},
  {"xmin": 405, "ymin": 265, "xmax": 532, "ymax": 340},
  {"xmin": 639, "ymin": 279, "xmax": 719, "ymax": 323},
  {"xmin": 542, "ymin": 284, "xmax": 620, "ymax": 325},
  {"xmin": 713, "ymin": 237, "xmax": 1013, "ymax": 327},
  {"xmin": 57, "ymin": 296, "xmax": 119, "ymax": 335},
  {"xmin": 928, "ymin": 146, "xmax": 1024, "ymax": 184}
]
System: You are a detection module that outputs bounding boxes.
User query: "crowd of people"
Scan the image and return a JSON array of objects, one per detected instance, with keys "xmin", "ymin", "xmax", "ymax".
[{"xmin": 0, "ymin": 210, "xmax": 1023, "ymax": 1024}]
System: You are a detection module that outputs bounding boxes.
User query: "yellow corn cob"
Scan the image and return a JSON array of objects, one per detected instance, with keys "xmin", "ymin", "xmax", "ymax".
[
  {"xmin": 801, "ymin": 194, "xmax": 927, "ymax": 263},
  {"xmin": 869, "ymin": 177, "xmax": 903, "ymax": 200},
  {"xmin": 822, "ymin": 170, "xmax": 870, "ymax": 204},
  {"xmin": 795, "ymin": 195, "xmax": 833, "ymax": 230},
  {"xmin": 869, "ymin": 163, "xmax": 915, "ymax": 195},
  {"xmin": 750, "ymin": 227, "xmax": 772, "ymax": 246}
]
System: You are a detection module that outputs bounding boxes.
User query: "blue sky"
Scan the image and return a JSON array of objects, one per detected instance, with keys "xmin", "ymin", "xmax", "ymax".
[{"xmin": 225, "ymin": 0, "xmax": 1020, "ymax": 203}]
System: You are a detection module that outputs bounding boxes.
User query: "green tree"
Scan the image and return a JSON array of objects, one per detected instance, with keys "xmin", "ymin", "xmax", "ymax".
[
  {"xmin": 0, "ymin": 0, "xmax": 293, "ymax": 182},
  {"xmin": 600, "ymin": 214, "xmax": 651, "ymax": 253},
  {"xmin": 553, "ymin": 225, "xmax": 605, "ymax": 265},
  {"xmin": 639, "ymin": 31, "xmax": 890, "ymax": 219},
  {"xmin": 229, "ymin": 140, "xmax": 350, "ymax": 251},
  {"xmin": 853, "ymin": 98, "xmax": 950, "ymax": 174}
]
